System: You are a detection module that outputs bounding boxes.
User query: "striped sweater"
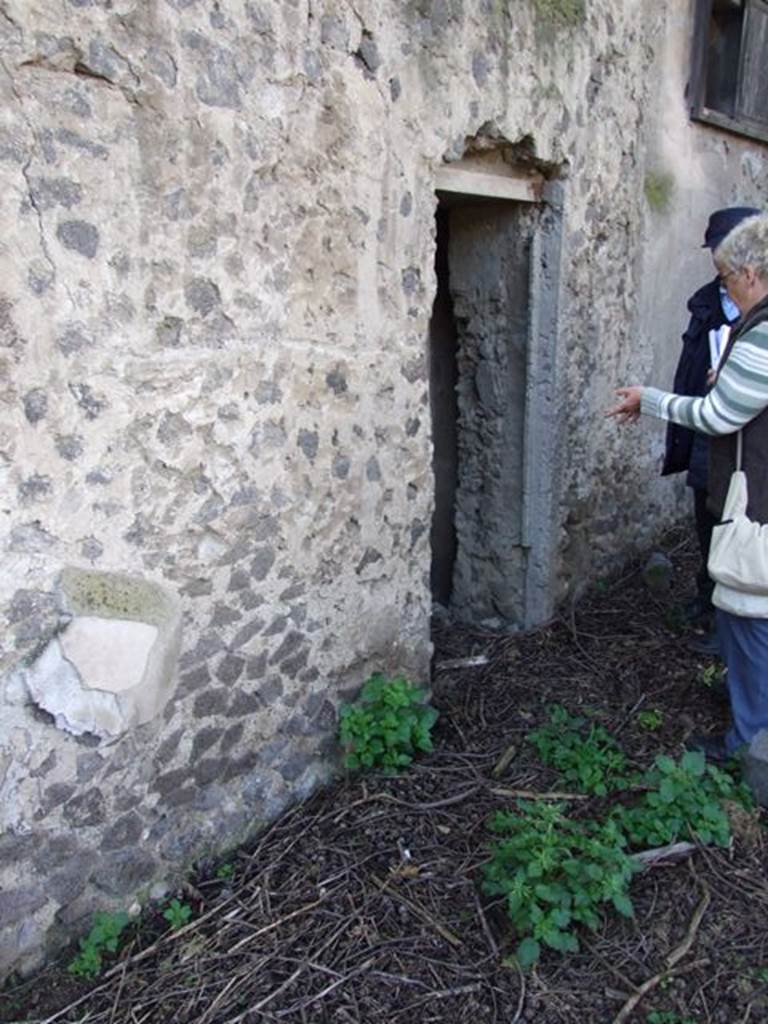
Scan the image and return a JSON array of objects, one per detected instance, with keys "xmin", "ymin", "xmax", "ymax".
[{"xmin": 641, "ymin": 317, "xmax": 768, "ymax": 434}]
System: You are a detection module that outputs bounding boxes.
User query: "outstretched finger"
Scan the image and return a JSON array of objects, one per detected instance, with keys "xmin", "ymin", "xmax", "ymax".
[
  {"xmin": 605, "ymin": 403, "xmax": 628, "ymax": 418},
  {"xmin": 606, "ymin": 405, "xmax": 638, "ymax": 422}
]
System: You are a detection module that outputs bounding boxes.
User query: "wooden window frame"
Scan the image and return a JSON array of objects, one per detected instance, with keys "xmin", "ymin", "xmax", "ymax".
[{"xmin": 690, "ymin": 0, "xmax": 768, "ymax": 145}]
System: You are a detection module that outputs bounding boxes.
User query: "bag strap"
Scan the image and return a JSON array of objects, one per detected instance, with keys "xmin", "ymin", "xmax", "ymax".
[{"xmin": 736, "ymin": 429, "xmax": 743, "ymax": 471}]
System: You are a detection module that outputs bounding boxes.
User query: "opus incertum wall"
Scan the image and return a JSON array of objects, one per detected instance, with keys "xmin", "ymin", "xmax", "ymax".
[{"xmin": 1, "ymin": 0, "xmax": 765, "ymax": 977}]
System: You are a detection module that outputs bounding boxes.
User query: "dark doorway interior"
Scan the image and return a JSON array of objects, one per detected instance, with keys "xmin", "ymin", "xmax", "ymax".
[
  {"xmin": 429, "ymin": 195, "xmax": 536, "ymax": 628},
  {"xmin": 429, "ymin": 207, "xmax": 459, "ymax": 607}
]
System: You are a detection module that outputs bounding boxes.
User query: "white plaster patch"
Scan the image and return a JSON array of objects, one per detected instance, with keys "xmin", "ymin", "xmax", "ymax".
[
  {"xmin": 59, "ymin": 617, "xmax": 157, "ymax": 695},
  {"xmin": 24, "ymin": 636, "xmax": 123, "ymax": 738},
  {"xmin": 18, "ymin": 605, "xmax": 177, "ymax": 741}
]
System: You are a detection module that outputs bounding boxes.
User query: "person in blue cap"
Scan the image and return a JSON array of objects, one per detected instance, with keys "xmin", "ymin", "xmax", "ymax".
[{"xmin": 662, "ymin": 206, "xmax": 761, "ymax": 654}]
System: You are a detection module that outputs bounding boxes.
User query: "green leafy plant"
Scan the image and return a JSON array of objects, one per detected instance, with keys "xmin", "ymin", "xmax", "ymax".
[
  {"xmin": 163, "ymin": 899, "xmax": 193, "ymax": 931},
  {"xmin": 528, "ymin": 705, "xmax": 634, "ymax": 796},
  {"xmin": 338, "ymin": 673, "xmax": 438, "ymax": 772},
  {"xmin": 216, "ymin": 862, "xmax": 235, "ymax": 880},
  {"xmin": 637, "ymin": 709, "xmax": 664, "ymax": 731},
  {"xmin": 68, "ymin": 910, "xmax": 129, "ymax": 977},
  {"xmin": 482, "ymin": 801, "xmax": 637, "ymax": 968},
  {"xmin": 488, "ymin": 719, "xmax": 752, "ymax": 970},
  {"xmin": 699, "ymin": 663, "xmax": 726, "ymax": 688},
  {"xmin": 646, "ymin": 1011, "xmax": 697, "ymax": 1024},
  {"xmin": 612, "ymin": 751, "xmax": 750, "ymax": 848}
]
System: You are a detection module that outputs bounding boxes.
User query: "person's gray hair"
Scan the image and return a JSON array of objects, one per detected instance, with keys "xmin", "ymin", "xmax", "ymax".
[{"xmin": 714, "ymin": 212, "xmax": 768, "ymax": 279}]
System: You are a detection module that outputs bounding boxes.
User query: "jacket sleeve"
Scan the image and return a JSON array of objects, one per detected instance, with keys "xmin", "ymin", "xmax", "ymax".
[{"xmin": 642, "ymin": 322, "xmax": 768, "ymax": 435}]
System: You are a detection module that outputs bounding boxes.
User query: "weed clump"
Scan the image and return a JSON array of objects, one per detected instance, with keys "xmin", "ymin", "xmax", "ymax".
[
  {"xmin": 67, "ymin": 910, "xmax": 129, "ymax": 977},
  {"xmin": 339, "ymin": 673, "xmax": 438, "ymax": 772},
  {"xmin": 163, "ymin": 899, "xmax": 193, "ymax": 931},
  {"xmin": 484, "ymin": 706, "xmax": 751, "ymax": 968},
  {"xmin": 529, "ymin": 704, "xmax": 634, "ymax": 795},
  {"xmin": 613, "ymin": 751, "xmax": 751, "ymax": 848},
  {"xmin": 484, "ymin": 801, "xmax": 636, "ymax": 968}
]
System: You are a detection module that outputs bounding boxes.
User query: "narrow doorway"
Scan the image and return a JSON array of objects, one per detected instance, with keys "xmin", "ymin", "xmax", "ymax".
[
  {"xmin": 428, "ymin": 206, "xmax": 459, "ymax": 608},
  {"xmin": 429, "ymin": 194, "xmax": 539, "ymax": 629}
]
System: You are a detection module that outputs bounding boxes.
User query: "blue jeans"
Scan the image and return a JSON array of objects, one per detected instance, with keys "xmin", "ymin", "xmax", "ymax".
[{"xmin": 717, "ymin": 609, "xmax": 768, "ymax": 753}]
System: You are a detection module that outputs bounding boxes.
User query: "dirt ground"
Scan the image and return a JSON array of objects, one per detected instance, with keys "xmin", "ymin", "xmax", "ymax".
[{"xmin": 2, "ymin": 529, "xmax": 768, "ymax": 1024}]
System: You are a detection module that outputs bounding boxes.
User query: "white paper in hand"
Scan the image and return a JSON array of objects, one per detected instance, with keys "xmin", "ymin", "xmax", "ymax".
[{"xmin": 709, "ymin": 324, "xmax": 731, "ymax": 371}]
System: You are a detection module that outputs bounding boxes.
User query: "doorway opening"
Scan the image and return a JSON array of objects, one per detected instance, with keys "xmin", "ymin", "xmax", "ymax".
[
  {"xmin": 429, "ymin": 205, "xmax": 459, "ymax": 609},
  {"xmin": 428, "ymin": 167, "xmax": 562, "ymax": 630}
]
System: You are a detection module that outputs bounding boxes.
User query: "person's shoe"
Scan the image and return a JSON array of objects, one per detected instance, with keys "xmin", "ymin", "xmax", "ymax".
[
  {"xmin": 685, "ymin": 733, "xmax": 729, "ymax": 764},
  {"xmin": 688, "ymin": 631, "xmax": 720, "ymax": 656}
]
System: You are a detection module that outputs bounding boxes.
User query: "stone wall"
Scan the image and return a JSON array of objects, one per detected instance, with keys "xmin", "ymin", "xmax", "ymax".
[{"xmin": 0, "ymin": 0, "xmax": 766, "ymax": 978}]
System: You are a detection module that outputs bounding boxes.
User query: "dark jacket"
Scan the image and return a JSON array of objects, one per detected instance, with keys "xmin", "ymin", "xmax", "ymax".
[
  {"xmin": 662, "ymin": 278, "xmax": 734, "ymax": 490},
  {"xmin": 708, "ymin": 295, "xmax": 768, "ymax": 524}
]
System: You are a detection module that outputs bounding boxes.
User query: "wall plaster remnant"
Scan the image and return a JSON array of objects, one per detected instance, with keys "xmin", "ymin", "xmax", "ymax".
[{"xmin": 8, "ymin": 569, "xmax": 181, "ymax": 740}]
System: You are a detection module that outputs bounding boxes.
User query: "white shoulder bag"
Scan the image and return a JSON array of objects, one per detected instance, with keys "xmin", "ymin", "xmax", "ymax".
[{"xmin": 708, "ymin": 431, "xmax": 768, "ymax": 595}]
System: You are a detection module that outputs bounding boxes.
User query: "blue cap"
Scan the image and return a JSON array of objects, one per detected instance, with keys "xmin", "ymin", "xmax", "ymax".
[{"xmin": 703, "ymin": 206, "xmax": 761, "ymax": 249}]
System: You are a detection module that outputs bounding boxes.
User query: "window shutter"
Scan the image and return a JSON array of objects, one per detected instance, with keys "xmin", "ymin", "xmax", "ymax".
[{"xmin": 736, "ymin": 0, "xmax": 768, "ymax": 125}]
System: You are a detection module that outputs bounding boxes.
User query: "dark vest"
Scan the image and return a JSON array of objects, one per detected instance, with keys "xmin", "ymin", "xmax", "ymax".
[
  {"xmin": 662, "ymin": 278, "xmax": 732, "ymax": 489},
  {"xmin": 708, "ymin": 295, "xmax": 768, "ymax": 524}
]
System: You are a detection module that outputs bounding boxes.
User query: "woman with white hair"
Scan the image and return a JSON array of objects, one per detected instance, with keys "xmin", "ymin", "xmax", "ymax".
[{"xmin": 609, "ymin": 212, "xmax": 768, "ymax": 763}]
